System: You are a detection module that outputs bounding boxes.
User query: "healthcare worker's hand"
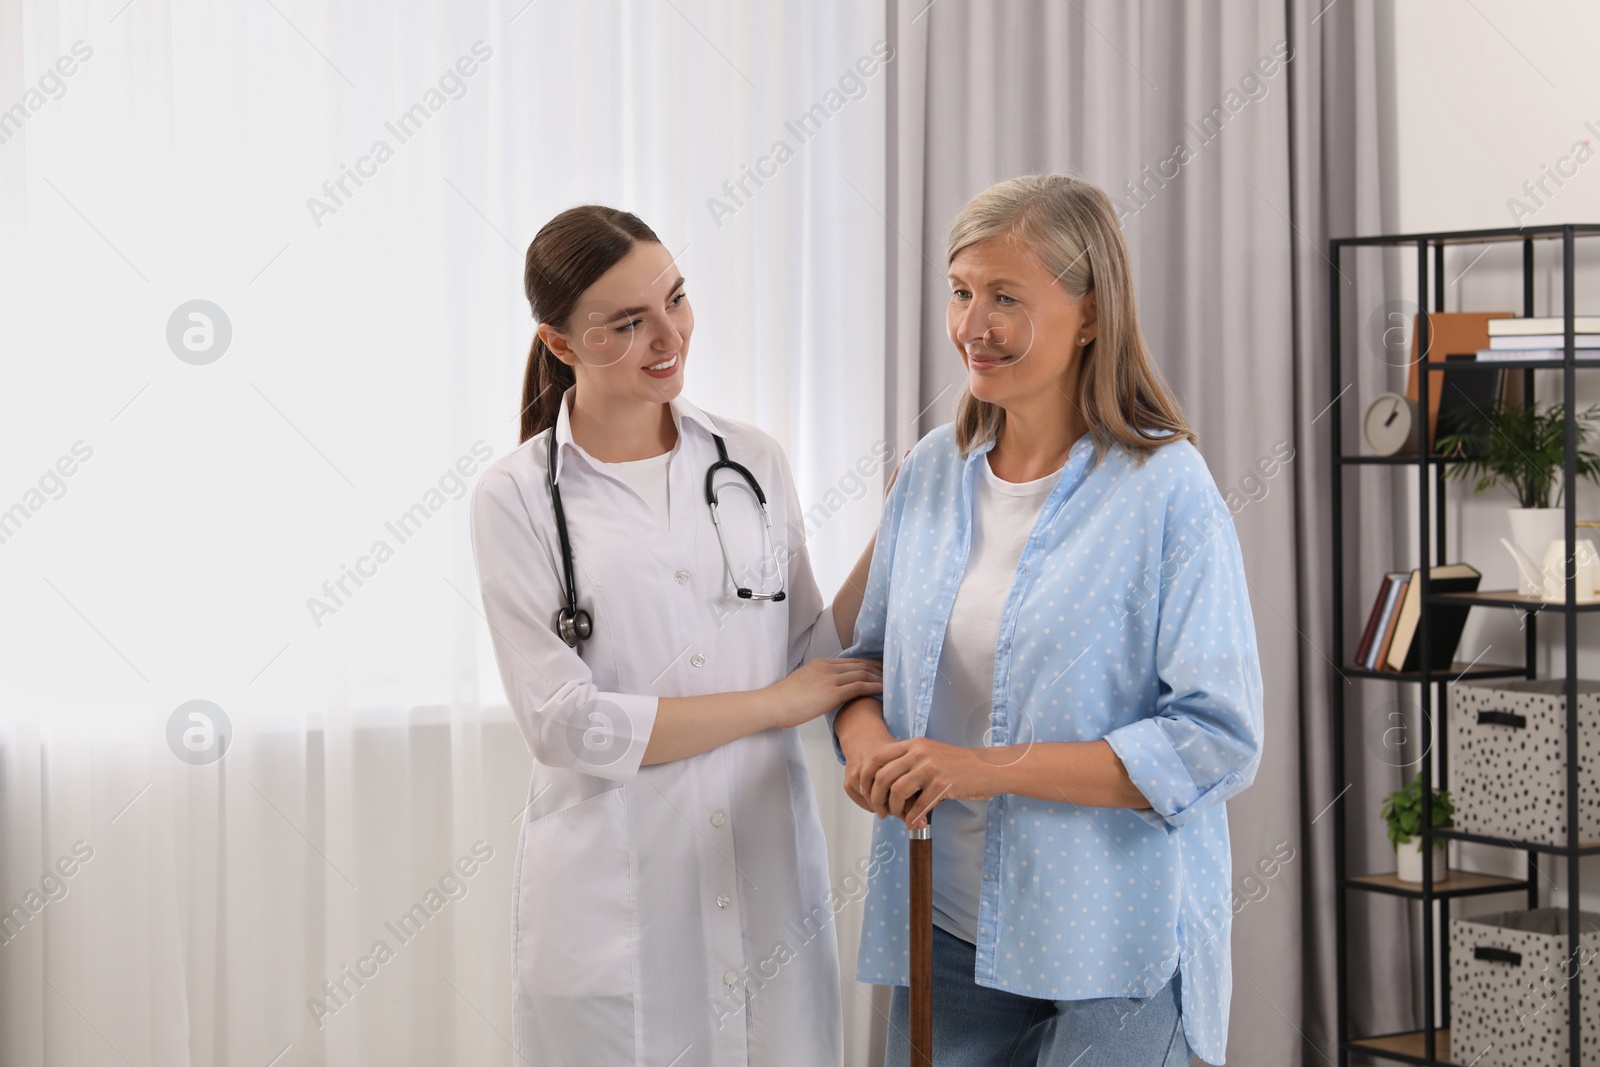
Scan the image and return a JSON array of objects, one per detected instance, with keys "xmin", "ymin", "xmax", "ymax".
[{"xmin": 761, "ymin": 658, "xmax": 883, "ymax": 730}]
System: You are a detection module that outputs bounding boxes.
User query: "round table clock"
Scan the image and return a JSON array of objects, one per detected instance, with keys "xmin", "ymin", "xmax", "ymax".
[{"xmin": 1362, "ymin": 391, "xmax": 1418, "ymax": 456}]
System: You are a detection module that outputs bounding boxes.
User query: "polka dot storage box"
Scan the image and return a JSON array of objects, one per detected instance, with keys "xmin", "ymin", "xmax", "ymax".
[
  {"xmin": 1450, "ymin": 679, "xmax": 1600, "ymax": 848},
  {"xmin": 1448, "ymin": 907, "xmax": 1600, "ymax": 1067}
]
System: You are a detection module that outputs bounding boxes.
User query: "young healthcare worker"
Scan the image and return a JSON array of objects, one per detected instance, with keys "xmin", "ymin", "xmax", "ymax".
[
  {"xmin": 827, "ymin": 175, "xmax": 1265, "ymax": 1066},
  {"xmin": 468, "ymin": 204, "xmax": 883, "ymax": 1066}
]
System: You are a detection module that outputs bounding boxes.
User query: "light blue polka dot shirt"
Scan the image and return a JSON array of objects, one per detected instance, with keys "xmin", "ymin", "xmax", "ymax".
[{"xmin": 826, "ymin": 422, "xmax": 1264, "ymax": 1066}]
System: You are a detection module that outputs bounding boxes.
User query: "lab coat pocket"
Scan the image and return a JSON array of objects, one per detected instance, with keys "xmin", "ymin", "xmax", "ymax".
[{"xmin": 517, "ymin": 787, "xmax": 634, "ymax": 996}]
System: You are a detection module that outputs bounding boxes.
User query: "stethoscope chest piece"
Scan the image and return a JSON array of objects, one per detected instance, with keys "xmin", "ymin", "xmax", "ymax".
[
  {"xmin": 555, "ymin": 604, "xmax": 592, "ymax": 647},
  {"xmin": 547, "ymin": 428, "xmax": 594, "ymax": 649}
]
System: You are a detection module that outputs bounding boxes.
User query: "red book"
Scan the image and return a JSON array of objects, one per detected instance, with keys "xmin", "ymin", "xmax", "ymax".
[
  {"xmin": 1374, "ymin": 579, "xmax": 1409, "ymax": 671},
  {"xmin": 1354, "ymin": 574, "xmax": 1395, "ymax": 666}
]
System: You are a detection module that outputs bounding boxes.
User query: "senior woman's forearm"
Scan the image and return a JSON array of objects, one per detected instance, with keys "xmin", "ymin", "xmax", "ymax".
[
  {"xmin": 984, "ymin": 739, "xmax": 1151, "ymax": 810},
  {"xmin": 834, "ymin": 695, "xmax": 893, "ymax": 756}
]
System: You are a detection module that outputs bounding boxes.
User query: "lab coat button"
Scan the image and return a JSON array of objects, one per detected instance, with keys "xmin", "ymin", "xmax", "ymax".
[
  {"xmin": 675, "ymin": 570, "xmax": 690, "ymax": 584},
  {"xmin": 716, "ymin": 893, "xmax": 731, "ymax": 909},
  {"xmin": 723, "ymin": 970, "xmax": 739, "ymax": 986},
  {"xmin": 690, "ymin": 652, "xmax": 706, "ymax": 667},
  {"xmin": 710, "ymin": 811, "xmax": 726, "ymax": 827}
]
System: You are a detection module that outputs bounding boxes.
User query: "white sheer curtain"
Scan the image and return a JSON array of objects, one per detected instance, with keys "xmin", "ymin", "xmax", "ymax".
[{"xmin": 0, "ymin": 1, "xmax": 890, "ymax": 1063}]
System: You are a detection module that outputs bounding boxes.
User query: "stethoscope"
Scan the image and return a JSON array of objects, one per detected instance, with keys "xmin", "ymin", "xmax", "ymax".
[{"xmin": 546, "ymin": 426, "xmax": 786, "ymax": 648}]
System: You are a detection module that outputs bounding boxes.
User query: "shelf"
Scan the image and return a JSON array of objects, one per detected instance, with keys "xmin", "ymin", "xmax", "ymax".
[
  {"xmin": 1427, "ymin": 589, "xmax": 1600, "ymax": 613},
  {"xmin": 1343, "ymin": 661, "xmax": 1525, "ymax": 683},
  {"xmin": 1346, "ymin": 871, "xmax": 1528, "ymax": 899},
  {"xmin": 1433, "ymin": 827, "xmax": 1600, "ymax": 856},
  {"xmin": 1348, "ymin": 1028, "xmax": 1450, "ymax": 1065},
  {"xmin": 1334, "ymin": 222, "xmax": 1600, "ymax": 246},
  {"xmin": 1330, "ymin": 224, "xmax": 1600, "ymax": 1067},
  {"xmin": 1438, "ymin": 356, "xmax": 1600, "ymax": 370}
]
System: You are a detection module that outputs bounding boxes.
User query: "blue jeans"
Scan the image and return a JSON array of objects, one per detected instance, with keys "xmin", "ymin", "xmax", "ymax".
[{"xmin": 884, "ymin": 925, "xmax": 1193, "ymax": 1067}]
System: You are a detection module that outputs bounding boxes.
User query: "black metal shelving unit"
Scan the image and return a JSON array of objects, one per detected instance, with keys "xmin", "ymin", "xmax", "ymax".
[{"xmin": 1330, "ymin": 223, "xmax": 1600, "ymax": 1067}]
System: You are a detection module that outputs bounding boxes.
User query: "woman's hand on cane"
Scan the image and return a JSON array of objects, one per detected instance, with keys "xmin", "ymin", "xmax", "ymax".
[
  {"xmin": 865, "ymin": 738, "xmax": 1003, "ymax": 829},
  {"xmin": 837, "ymin": 698, "xmax": 898, "ymax": 814}
]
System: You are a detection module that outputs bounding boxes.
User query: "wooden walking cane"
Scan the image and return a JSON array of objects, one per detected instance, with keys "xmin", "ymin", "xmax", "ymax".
[{"xmin": 909, "ymin": 802, "xmax": 933, "ymax": 1066}]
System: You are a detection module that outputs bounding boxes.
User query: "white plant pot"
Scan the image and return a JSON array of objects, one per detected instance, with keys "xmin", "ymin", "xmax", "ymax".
[
  {"xmin": 1507, "ymin": 507, "xmax": 1566, "ymax": 595},
  {"xmin": 1394, "ymin": 837, "xmax": 1448, "ymax": 884}
]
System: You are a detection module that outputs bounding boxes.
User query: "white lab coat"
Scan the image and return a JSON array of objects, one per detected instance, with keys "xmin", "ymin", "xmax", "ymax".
[{"xmin": 469, "ymin": 387, "xmax": 845, "ymax": 1066}]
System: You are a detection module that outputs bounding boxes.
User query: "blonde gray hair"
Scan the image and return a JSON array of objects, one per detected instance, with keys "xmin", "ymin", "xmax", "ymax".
[{"xmin": 945, "ymin": 173, "xmax": 1195, "ymax": 465}]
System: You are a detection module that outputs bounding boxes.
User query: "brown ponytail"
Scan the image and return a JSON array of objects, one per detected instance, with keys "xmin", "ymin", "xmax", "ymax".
[
  {"xmin": 518, "ymin": 205, "xmax": 663, "ymax": 443},
  {"xmin": 520, "ymin": 335, "xmax": 575, "ymax": 445}
]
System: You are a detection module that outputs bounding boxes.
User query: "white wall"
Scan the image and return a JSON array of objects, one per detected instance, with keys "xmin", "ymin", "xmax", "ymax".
[
  {"xmin": 1394, "ymin": 0, "xmax": 1600, "ymax": 235},
  {"xmin": 1387, "ymin": 0, "xmax": 1600, "ymax": 974}
]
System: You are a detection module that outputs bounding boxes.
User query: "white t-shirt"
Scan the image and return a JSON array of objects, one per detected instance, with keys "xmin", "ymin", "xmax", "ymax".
[
  {"xmin": 926, "ymin": 452, "xmax": 1063, "ymax": 945},
  {"xmin": 594, "ymin": 448, "xmax": 673, "ymax": 522}
]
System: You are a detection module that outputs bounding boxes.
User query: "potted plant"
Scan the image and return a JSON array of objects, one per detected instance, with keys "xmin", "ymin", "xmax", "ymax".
[
  {"xmin": 1435, "ymin": 401, "xmax": 1600, "ymax": 594},
  {"xmin": 1380, "ymin": 771, "xmax": 1454, "ymax": 883}
]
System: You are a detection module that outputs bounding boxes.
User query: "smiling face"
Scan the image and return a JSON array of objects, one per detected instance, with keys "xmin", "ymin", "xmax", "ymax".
[
  {"xmin": 539, "ymin": 240, "xmax": 693, "ymax": 405},
  {"xmin": 946, "ymin": 236, "xmax": 1096, "ymax": 413}
]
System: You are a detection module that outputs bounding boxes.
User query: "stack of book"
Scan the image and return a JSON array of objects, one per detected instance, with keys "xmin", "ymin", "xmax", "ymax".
[
  {"xmin": 1477, "ymin": 316, "xmax": 1600, "ymax": 361},
  {"xmin": 1353, "ymin": 563, "xmax": 1481, "ymax": 672}
]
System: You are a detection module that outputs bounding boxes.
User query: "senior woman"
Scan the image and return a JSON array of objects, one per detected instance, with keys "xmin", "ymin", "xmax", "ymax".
[{"xmin": 827, "ymin": 173, "xmax": 1264, "ymax": 1067}]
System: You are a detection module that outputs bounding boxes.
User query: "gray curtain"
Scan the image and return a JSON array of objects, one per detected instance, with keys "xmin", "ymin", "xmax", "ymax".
[
  {"xmin": 1286, "ymin": 0, "xmax": 1421, "ymax": 1058},
  {"xmin": 872, "ymin": 1, "xmax": 1404, "ymax": 1062}
]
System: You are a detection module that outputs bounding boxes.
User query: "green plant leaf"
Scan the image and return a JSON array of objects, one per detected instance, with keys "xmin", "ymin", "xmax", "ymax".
[
  {"xmin": 1436, "ymin": 401, "xmax": 1600, "ymax": 508},
  {"xmin": 1380, "ymin": 771, "xmax": 1453, "ymax": 846}
]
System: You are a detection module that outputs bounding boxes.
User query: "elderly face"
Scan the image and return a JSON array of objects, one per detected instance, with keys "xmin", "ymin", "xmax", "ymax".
[{"xmin": 945, "ymin": 237, "xmax": 1096, "ymax": 414}]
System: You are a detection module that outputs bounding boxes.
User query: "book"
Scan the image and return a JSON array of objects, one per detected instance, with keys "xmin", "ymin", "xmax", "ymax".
[
  {"xmin": 1475, "ymin": 348, "xmax": 1573, "ymax": 362},
  {"xmin": 1354, "ymin": 572, "xmax": 1406, "ymax": 667},
  {"xmin": 1434, "ymin": 354, "xmax": 1502, "ymax": 449},
  {"xmin": 1363, "ymin": 575, "xmax": 1404, "ymax": 670},
  {"xmin": 1373, "ymin": 578, "xmax": 1407, "ymax": 671},
  {"xmin": 1384, "ymin": 562, "xmax": 1483, "ymax": 672},
  {"xmin": 1406, "ymin": 312, "xmax": 1517, "ymax": 449},
  {"xmin": 1488, "ymin": 316, "xmax": 1600, "ymax": 336},
  {"xmin": 1487, "ymin": 333, "xmax": 1600, "ymax": 350}
]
